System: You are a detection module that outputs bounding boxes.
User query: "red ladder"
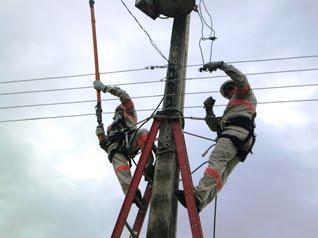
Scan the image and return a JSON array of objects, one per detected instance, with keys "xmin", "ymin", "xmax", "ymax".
[{"xmin": 111, "ymin": 115, "xmax": 203, "ymax": 238}]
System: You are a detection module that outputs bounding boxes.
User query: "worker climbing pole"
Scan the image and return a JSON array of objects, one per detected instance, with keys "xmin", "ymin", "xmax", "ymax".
[{"xmin": 89, "ymin": 3, "xmax": 157, "ymax": 237}]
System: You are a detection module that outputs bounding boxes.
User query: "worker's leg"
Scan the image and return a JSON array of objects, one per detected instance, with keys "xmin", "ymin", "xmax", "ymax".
[
  {"xmin": 194, "ymin": 137, "xmax": 238, "ymax": 210},
  {"xmin": 112, "ymin": 152, "xmax": 132, "ymax": 194},
  {"xmin": 133, "ymin": 129, "xmax": 155, "ymax": 180},
  {"xmin": 221, "ymin": 156, "xmax": 240, "ymax": 185}
]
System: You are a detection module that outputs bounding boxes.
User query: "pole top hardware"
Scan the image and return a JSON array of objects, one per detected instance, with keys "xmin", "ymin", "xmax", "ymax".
[
  {"xmin": 156, "ymin": 0, "xmax": 195, "ymax": 18},
  {"xmin": 135, "ymin": 0, "xmax": 196, "ymax": 20}
]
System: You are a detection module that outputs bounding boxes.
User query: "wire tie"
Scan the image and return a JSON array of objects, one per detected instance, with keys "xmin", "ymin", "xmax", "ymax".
[{"xmin": 202, "ymin": 36, "xmax": 218, "ymax": 41}]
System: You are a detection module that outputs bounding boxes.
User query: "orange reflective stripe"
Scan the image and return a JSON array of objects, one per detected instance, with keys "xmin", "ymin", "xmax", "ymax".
[
  {"xmin": 122, "ymin": 99, "xmax": 134, "ymax": 111},
  {"xmin": 228, "ymin": 99, "xmax": 256, "ymax": 112},
  {"xmin": 205, "ymin": 167, "xmax": 223, "ymax": 190},
  {"xmin": 137, "ymin": 133, "xmax": 148, "ymax": 148},
  {"xmin": 115, "ymin": 165, "xmax": 130, "ymax": 173}
]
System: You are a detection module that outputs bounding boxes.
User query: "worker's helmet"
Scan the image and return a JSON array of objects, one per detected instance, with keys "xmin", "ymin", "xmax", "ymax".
[
  {"xmin": 113, "ymin": 105, "xmax": 124, "ymax": 120},
  {"xmin": 220, "ymin": 80, "xmax": 236, "ymax": 99}
]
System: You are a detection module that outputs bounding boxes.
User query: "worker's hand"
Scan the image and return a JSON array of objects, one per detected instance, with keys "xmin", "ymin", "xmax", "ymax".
[
  {"xmin": 93, "ymin": 80, "xmax": 108, "ymax": 92},
  {"xmin": 203, "ymin": 96, "xmax": 216, "ymax": 108},
  {"xmin": 96, "ymin": 124, "xmax": 105, "ymax": 136},
  {"xmin": 199, "ymin": 61, "xmax": 224, "ymax": 73}
]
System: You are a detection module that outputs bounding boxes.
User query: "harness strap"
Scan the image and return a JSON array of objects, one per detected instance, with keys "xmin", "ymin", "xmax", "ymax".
[
  {"xmin": 223, "ymin": 116, "xmax": 255, "ymax": 131},
  {"xmin": 108, "ymin": 148, "xmax": 132, "ymax": 167},
  {"xmin": 219, "ymin": 115, "xmax": 256, "ymax": 162}
]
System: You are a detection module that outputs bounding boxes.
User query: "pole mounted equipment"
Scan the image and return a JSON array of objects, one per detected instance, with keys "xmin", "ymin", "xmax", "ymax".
[
  {"xmin": 135, "ymin": 0, "xmax": 196, "ymax": 19},
  {"xmin": 156, "ymin": 0, "xmax": 196, "ymax": 17}
]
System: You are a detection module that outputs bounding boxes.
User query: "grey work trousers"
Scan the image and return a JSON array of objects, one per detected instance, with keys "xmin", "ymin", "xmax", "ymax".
[
  {"xmin": 111, "ymin": 128, "xmax": 154, "ymax": 194},
  {"xmin": 194, "ymin": 128, "xmax": 252, "ymax": 211}
]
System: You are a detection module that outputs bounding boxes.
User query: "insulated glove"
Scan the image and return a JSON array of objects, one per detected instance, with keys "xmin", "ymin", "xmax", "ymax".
[
  {"xmin": 200, "ymin": 61, "xmax": 224, "ymax": 72},
  {"xmin": 203, "ymin": 96, "xmax": 216, "ymax": 108},
  {"xmin": 96, "ymin": 124, "xmax": 105, "ymax": 136},
  {"xmin": 93, "ymin": 80, "xmax": 108, "ymax": 92}
]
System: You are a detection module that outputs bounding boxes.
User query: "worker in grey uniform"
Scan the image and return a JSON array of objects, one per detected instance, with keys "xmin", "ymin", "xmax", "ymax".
[
  {"xmin": 177, "ymin": 61, "xmax": 257, "ymax": 212},
  {"xmin": 94, "ymin": 80, "xmax": 155, "ymax": 208}
]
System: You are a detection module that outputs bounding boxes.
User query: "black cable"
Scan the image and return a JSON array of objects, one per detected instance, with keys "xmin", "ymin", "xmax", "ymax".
[
  {"xmin": 184, "ymin": 131, "xmax": 216, "ymax": 142},
  {"xmin": 1, "ymin": 55, "xmax": 318, "ymax": 84},
  {"xmin": 198, "ymin": 2, "xmax": 206, "ymax": 65},
  {"xmin": 197, "ymin": 0, "xmax": 216, "ymax": 64},
  {"xmin": 201, "ymin": 0, "xmax": 216, "ymax": 62},
  {"xmin": 1, "ymin": 98, "xmax": 318, "ymax": 123},
  {"xmin": 179, "ymin": 161, "xmax": 209, "ymax": 182},
  {"xmin": 2, "ymin": 81, "xmax": 318, "ymax": 109},
  {"xmin": 2, "ymin": 67, "xmax": 318, "ymax": 96},
  {"xmin": 2, "ymin": 82, "xmax": 318, "ymax": 110},
  {"xmin": 213, "ymin": 195, "xmax": 217, "ymax": 238},
  {"xmin": 0, "ymin": 76, "xmax": 166, "ymax": 96},
  {"xmin": 186, "ymin": 55, "xmax": 318, "ymax": 68},
  {"xmin": 120, "ymin": 0, "xmax": 168, "ymax": 62},
  {"xmin": 0, "ymin": 67, "xmax": 152, "ymax": 84},
  {"xmin": 128, "ymin": 96, "xmax": 165, "ymax": 145}
]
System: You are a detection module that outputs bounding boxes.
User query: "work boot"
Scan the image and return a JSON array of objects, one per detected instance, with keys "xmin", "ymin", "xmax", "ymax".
[
  {"xmin": 176, "ymin": 190, "xmax": 201, "ymax": 213},
  {"xmin": 144, "ymin": 165, "xmax": 155, "ymax": 182},
  {"xmin": 133, "ymin": 189, "xmax": 145, "ymax": 209}
]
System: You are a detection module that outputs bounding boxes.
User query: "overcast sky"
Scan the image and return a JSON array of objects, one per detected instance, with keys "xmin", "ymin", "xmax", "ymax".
[{"xmin": 1, "ymin": 0, "xmax": 318, "ymax": 237}]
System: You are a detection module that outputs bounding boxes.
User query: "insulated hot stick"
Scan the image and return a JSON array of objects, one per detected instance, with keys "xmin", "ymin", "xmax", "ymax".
[{"xmin": 89, "ymin": 0, "xmax": 104, "ymax": 140}]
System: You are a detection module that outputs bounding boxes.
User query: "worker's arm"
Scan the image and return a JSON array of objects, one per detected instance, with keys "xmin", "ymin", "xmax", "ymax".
[
  {"xmin": 95, "ymin": 124, "xmax": 108, "ymax": 150},
  {"xmin": 94, "ymin": 81, "xmax": 137, "ymax": 123},
  {"xmin": 201, "ymin": 61, "xmax": 251, "ymax": 96},
  {"xmin": 204, "ymin": 96, "xmax": 221, "ymax": 132}
]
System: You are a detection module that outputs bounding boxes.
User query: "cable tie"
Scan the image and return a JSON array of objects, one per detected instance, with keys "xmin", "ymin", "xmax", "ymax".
[
  {"xmin": 201, "ymin": 36, "xmax": 218, "ymax": 41},
  {"xmin": 144, "ymin": 65, "xmax": 168, "ymax": 70}
]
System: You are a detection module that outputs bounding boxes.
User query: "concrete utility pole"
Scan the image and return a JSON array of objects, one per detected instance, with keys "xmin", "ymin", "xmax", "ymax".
[{"xmin": 147, "ymin": 14, "xmax": 190, "ymax": 238}]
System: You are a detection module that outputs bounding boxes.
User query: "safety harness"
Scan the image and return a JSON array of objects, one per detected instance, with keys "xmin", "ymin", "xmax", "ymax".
[
  {"xmin": 99, "ymin": 114, "xmax": 138, "ymax": 166},
  {"xmin": 218, "ymin": 114, "xmax": 256, "ymax": 162}
]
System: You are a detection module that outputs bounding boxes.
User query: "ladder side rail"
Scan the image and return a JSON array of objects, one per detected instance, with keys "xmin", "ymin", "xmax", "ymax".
[
  {"xmin": 171, "ymin": 120, "xmax": 204, "ymax": 238},
  {"xmin": 111, "ymin": 119, "xmax": 161, "ymax": 238}
]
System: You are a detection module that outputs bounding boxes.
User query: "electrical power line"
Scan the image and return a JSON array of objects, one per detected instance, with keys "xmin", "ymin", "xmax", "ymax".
[
  {"xmin": 1, "ymin": 82, "xmax": 318, "ymax": 110},
  {"xmin": 1, "ymin": 98, "xmax": 318, "ymax": 123},
  {"xmin": 1, "ymin": 55, "xmax": 318, "ymax": 84},
  {"xmin": 197, "ymin": 0, "xmax": 216, "ymax": 65},
  {"xmin": 1, "ymin": 67, "xmax": 318, "ymax": 96},
  {"xmin": 120, "ymin": 0, "xmax": 169, "ymax": 62}
]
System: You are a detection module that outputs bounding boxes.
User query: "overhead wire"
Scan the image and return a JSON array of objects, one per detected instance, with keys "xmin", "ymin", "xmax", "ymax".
[
  {"xmin": 1, "ymin": 98, "xmax": 318, "ymax": 123},
  {"xmin": 197, "ymin": 0, "xmax": 216, "ymax": 65},
  {"xmin": 2, "ymin": 82, "xmax": 318, "ymax": 110},
  {"xmin": 2, "ymin": 67, "xmax": 318, "ymax": 96},
  {"xmin": 119, "ymin": 0, "xmax": 169, "ymax": 62},
  {"xmin": 1, "ymin": 55, "xmax": 318, "ymax": 84}
]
